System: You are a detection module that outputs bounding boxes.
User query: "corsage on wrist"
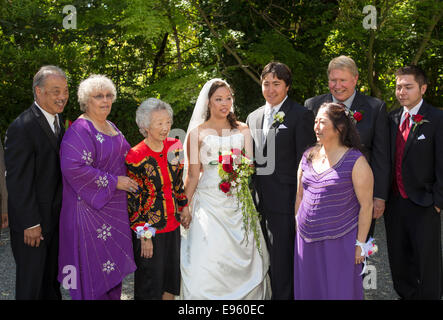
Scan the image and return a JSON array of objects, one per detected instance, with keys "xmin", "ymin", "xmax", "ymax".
[
  {"xmin": 136, "ymin": 223, "xmax": 156, "ymax": 241},
  {"xmin": 355, "ymin": 237, "xmax": 378, "ymax": 275}
]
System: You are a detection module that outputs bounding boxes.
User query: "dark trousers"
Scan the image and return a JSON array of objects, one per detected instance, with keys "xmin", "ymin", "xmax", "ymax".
[
  {"xmin": 132, "ymin": 228, "xmax": 181, "ymax": 300},
  {"xmin": 384, "ymin": 195, "xmax": 442, "ymax": 299},
  {"xmin": 261, "ymin": 212, "xmax": 295, "ymax": 300},
  {"xmin": 10, "ymin": 229, "xmax": 61, "ymax": 300}
]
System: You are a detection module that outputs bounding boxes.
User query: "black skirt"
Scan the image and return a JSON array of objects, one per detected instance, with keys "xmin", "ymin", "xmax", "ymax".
[{"xmin": 132, "ymin": 227, "xmax": 181, "ymax": 299}]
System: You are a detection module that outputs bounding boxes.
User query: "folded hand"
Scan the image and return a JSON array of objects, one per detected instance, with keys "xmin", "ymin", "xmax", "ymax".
[{"xmin": 24, "ymin": 226, "xmax": 44, "ymax": 247}]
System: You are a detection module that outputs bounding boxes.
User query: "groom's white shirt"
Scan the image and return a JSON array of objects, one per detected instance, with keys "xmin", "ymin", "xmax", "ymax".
[{"xmin": 262, "ymin": 95, "xmax": 288, "ymax": 141}]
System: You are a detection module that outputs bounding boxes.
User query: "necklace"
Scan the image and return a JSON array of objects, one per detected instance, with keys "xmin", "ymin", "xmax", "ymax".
[{"xmin": 83, "ymin": 114, "xmax": 116, "ymax": 136}]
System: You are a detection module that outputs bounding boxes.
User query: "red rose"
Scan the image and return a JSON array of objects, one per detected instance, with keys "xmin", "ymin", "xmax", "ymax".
[
  {"xmin": 412, "ymin": 114, "xmax": 423, "ymax": 123},
  {"xmin": 222, "ymin": 163, "xmax": 233, "ymax": 173},
  {"xmin": 219, "ymin": 181, "xmax": 231, "ymax": 193},
  {"xmin": 353, "ymin": 111, "xmax": 363, "ymax": 122},
  {"xmin": 221, "ymin": 154, "xmax": 233, "ymax": 164}
]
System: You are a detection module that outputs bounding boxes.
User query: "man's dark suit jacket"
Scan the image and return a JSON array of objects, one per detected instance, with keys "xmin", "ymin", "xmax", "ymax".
[
  {"xmin": 388, "ymin": 101, "xmax": 443, "ymax": 208},
  {"xmin": 247, "ymin": 97, "xmax": 316, "ymax": 214},
  {"xmin": 5, "ymin": 103, "xmax": 64, "ymax": 235},
  {"xmin": 304, "ymin": 92, "xmax": 390, "ymax": 200}
]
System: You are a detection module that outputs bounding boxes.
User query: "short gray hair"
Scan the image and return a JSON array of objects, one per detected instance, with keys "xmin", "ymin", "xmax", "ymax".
[
  {"xmin": 327, "ymin": 55, "xmax": 359, "ymax": 77},
  {"xmin": 77, "ymin": 75, "xmax": 117, "ymax": 111},
  {"xmin": 136, "ymin": 98, "xmax": 173, "ymax": 137},
  {"xmin": 33, "ymin": 65, "xmax": 67, "ymax": 99}
]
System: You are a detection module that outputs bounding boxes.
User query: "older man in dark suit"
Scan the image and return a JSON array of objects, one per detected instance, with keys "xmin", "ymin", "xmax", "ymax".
[
  {"xmin": 385, "ymin": 65, "xmax": 442, "ymax": 299},
  {"xmin": 5, "ymin": 65, "xmax": 68, "ymax": 299},
  {"xmin": 304, "ymin": 55, "xmax": 390, "ymax": 238},
  {"xmin": 246, "ymin": 62, "xmax": 316, "ymax": 299}
]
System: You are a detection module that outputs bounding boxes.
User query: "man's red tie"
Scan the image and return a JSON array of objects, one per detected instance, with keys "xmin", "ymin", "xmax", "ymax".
[
  {"xmin": 394, "ymin": 112, "xmax": 411, "ymax": 198},
  {"xmin": 400, "ymin": 112, "xmax": 410, "ymax": 140}
]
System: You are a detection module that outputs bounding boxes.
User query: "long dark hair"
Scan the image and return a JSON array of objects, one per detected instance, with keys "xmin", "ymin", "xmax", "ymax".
[
  {"xmin": 307, "ymin": 102, "xmax": 362, "ymax": 161},
  {"xmin": 205, "ymin": 81, "xmax": 238, "ymax": 129}
]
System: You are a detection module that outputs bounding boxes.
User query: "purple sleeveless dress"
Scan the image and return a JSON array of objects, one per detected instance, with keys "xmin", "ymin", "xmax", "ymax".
[{"xmin": 294, "ymin": 148, "xmax": 364, "ymax": 300}]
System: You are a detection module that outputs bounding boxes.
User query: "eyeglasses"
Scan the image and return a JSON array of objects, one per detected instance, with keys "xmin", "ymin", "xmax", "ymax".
[{"xmin": 92, "ymin": 93, "xmax": 115, "ymax": 101}]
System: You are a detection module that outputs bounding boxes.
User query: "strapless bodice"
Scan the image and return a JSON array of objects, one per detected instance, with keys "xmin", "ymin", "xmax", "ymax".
[{"xmin": 197, "ymin": 133, "xmax": 244, "ymax": 190}]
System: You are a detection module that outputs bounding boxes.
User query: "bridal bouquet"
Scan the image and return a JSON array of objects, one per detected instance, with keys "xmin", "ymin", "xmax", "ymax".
[{"xmin": 213, "ymin": 148, "xmax": 262, "ymax": 254}]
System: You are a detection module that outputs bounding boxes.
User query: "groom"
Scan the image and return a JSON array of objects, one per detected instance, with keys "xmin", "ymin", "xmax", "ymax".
[{"xmin": 246, "ymin": 62, "xmax": 316, "ymax": 299}]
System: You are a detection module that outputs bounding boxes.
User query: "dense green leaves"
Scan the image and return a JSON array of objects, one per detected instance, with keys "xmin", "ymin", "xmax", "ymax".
[{"xmin": 1, "ymin": 0, "xmax": 441, "ymax": 147}]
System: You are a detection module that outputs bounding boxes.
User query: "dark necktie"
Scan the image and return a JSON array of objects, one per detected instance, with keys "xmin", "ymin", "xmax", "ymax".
[{"xmin": 54, "ymin": 115, "xmax": 61, "ymax": 138}]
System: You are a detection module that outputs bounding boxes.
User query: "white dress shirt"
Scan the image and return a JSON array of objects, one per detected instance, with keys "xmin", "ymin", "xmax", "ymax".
[
  {"xmin": 400, "ymin": 99, "xmax": 423, "ymax": 128},
  {"xmin": 332, "ymin": 91, "xmax": 356, "ymax": 109},
  {"xmin": 263, "ymin": 96, "xmax": 288, "ymax": 138},
  {"xmin": 35, "ymin": 101, "xmax": 59, "ymax": 134}
]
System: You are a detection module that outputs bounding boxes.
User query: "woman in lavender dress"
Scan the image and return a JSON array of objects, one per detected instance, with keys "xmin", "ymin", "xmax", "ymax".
[
  {"xmin": 294, "ymin": 102, "xmax": 374, "ymax": 300},
  {"xmin": 57, "ymin": 75, "xmax": 137, "ymax": 300}
]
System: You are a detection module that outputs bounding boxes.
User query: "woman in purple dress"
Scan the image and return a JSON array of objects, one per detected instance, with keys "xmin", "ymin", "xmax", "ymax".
[
  {"xmin": 58, "ymin": 75, "xmax": 137, "ymax": 300},
  {"xmin": 294, "ymin": 102, "xmax": 374, "ymax": 300}
]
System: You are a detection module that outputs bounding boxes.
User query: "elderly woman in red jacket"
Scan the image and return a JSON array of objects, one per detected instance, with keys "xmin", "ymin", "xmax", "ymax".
[{"xmin": 126, "ymin": 98, "xmax": 190, "ymax": 300}]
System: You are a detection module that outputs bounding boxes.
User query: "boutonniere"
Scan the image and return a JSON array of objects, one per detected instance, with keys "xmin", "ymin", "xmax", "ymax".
[
  {"xmin": 345, "ymin": 109, "xmax": 364, "ymax": 123},
  {"xmin": 272, "ymin": 111, "xmax": 285, "ymax": 126},
  {"xmin": 64, "ymin": 119, "xmax": 73, "ymax": 129},
  {"xmin": 411, "ymin": 114, "xmax": 430, "ymax": 132}
]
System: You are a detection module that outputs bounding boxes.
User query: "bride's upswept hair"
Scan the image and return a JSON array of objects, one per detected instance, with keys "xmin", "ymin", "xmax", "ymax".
[{"xmin": 205, "ymin": 81, "xmax": 239, "ymax": 129}]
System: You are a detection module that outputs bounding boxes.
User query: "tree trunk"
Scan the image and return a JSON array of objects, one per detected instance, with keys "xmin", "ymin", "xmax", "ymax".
[
  {"xmin": 151, "ymin": 32, "xmax": 169, "ymax": 82},
  {"xmin": 411, "ymin": 8, "xmax": 442, "ymax": 65},
  {"xmin": 367, "ymin": 29, "xmax": 382, "ymax": 99},
  {"xmin": 192, "ymin": 0, "xmax": 261, "ymax": 85}
]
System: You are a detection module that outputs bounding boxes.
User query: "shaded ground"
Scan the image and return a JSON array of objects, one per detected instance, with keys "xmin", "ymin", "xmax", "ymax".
[{"xmin": 1, "ymin": 217, "xmax": 442, "ymax": 300}]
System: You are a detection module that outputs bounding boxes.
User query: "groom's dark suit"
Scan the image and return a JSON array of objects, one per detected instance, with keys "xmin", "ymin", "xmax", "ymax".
[
  {"xmin": 5, "ymin": 103, "xmax": 64, "ymax": 299},
  {"xmin": 246, "ymin": 97, "xmax": 315, "ymax": 300},
  {"xmin": 385, "ymin": 101, "xmax": 443, "ymax": 299},
  {"xmin": 305, "ymin": 92, "xmax": 390, "ymax": 236}
]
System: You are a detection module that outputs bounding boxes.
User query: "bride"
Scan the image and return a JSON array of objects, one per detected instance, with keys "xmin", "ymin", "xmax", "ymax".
[{"xmin": 180, "ymin": 79, "xmax": 270, "ymax": 299}]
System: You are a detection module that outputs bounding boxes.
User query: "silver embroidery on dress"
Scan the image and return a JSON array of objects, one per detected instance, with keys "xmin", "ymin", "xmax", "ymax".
[
  {"xmin": 81, "ymin": 150, "xmax": 93, "ymax": 165},
  {"xmin": 102, "ymin": 261, "xmax": 115, "ymax": 274},
  {"xmin": 97, "ymin": 224, "xmax": 112, "ymax": 241},
  {"xmin": 95, "ymin": 175, "xmax": 109, "ymax": 188},
  {"xmin": 96, "ymin": 133, "xmax": 105, "ymax": 143}
]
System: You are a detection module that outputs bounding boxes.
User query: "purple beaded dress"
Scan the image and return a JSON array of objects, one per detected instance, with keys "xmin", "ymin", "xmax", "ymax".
[
  {"xmin": 294, "ymin": 148, "xmax": 364, "ymax": 300},
  {"xmin": 57, "ymin": 119, "xmax": 136, "ymax": 300}
]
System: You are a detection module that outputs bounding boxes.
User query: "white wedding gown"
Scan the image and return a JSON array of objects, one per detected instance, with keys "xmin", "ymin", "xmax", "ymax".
[{"xmin": 180, "ymin": 133, "xmax": 270, "ymax": 300}]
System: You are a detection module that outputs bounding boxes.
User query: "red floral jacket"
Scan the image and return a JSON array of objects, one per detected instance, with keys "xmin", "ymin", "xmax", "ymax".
[{"xmin": 125, "ymin": 138, "xmax": 188, "ymax": 234}]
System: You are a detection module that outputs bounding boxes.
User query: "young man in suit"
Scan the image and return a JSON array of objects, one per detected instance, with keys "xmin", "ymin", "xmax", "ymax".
[
  {"xmin": 385, "ymin": 65, "xmax": 442, "ymax": 299},
  {"xmin": 304, "ymin": 56, "xmax": 390, "ymax": 238},
  {"xmin": 246, "ymin": 62, "xmax": 316, "ymax": 299},
  {"xmin": 5, "ymin": 65, "xmax": 68, "ymax": 299}
]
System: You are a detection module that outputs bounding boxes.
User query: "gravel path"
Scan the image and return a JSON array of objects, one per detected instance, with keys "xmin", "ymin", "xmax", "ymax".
[{"xmin": 1, "ymin": 217, "xmax": 441, "ymax": 300}]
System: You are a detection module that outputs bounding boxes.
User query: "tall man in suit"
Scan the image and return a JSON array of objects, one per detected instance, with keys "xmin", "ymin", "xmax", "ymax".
[
  {"xmin": 246, "ymin": 62, "xmax": 316, "ymax": 299},
  {"xmin": 304, "ymin": 56, "xmax": 390, "ymax": 237},
  {"xmin": 5, "ymin": 65, "xmax": 68, "ymax": 299},
  {"xmin": 385, "ymin": 65, "xmax": 442, "ymax": 299}
]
